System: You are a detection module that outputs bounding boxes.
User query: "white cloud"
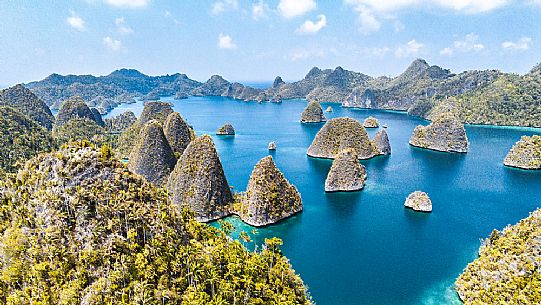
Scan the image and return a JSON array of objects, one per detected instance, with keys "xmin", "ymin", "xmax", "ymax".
[
  {"xmin": 440, "ymin": 33, "xmax": 485, "ymax": 56},
  {"xmin": 211, "ymin": 0, "xmax": 239, "ymax": 15},
  {"xmin": 296, "ymin": 14, "xmax": 327, "ymax": 34},
  {"xmin": 435, "ymin": 0, "xmax": 508, "ymax": 13},
  {"xmin": 218, "ymin": 34, "xmax": 237, "ymax": 49},
  {"xmin": 103, "ymin": 36, "xmax": 123, "ymax": 51},
  {"xmin": 66, "ymin": 11, "xmax": 86, "ymax": 31},
  {"xmin": 252, "ymin": 1, "xmax": 270, "ymax": 20},
  {"xmin": 115, "ymin": 17, "xmax": 133, "ymax": 34},
  {"xmin": 288, "ymin": 47, "xmax": 326, "ymax": 61},
  {"xmin": 502, "ymin": 37, "xmax": 532, "ymax": 50},
  {"xmin": 278, "ymin": 0, "xmax": 316, "ymax": 18},
  {"xmin": 395, "ymin": 39, "xmax": 425, "ymax": 58},
  {"xmin": 105, "ymin": 0, "xmax": 149, "ymax": 9}
]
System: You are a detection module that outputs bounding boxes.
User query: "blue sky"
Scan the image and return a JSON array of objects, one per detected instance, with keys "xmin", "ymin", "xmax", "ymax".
[{"xmin": 0, "ymin": 0, "xmax": 540, "ymax": 85}]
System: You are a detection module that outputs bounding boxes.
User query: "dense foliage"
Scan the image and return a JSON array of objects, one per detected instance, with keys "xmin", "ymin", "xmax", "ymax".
[
  {"xmin": 0, "ymin": 142, "xmax": 310, "ymax": 304},
  {"xmin": 0, "ymin": 106, "xmax": 54, "ymax": 176},
  {"xmin": 456, "ymin": 209, "xmax": 541, "ymax": 304},
  {"xmin": 52, "ymin": 118, "xmax": 107, "ymax": 146}
]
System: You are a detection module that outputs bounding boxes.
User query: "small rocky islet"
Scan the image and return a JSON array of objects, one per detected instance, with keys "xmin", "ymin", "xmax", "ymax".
[
  {"xmin": 216, "ymin": 122, "xmax": 235, "ymax": 135},
  {"xmin": 404, "ymin": 191, "xmax": 432, "ymax": 212},
  {"xmin": 504, "ymin": 135, "xmax": 541, "ymax": 169},
  {"xmin": 363, "ymin": 116, "xmax": 379, "ymax": 128},
  {"xmin": 301, "ymin": 100, "xmax": 327, "ymax": 123},
  {"xmin": 325, "ymin": 148, "xmax": 367, "ymax": 192},
  {"xmin": 409, "ymin": 112, "xmax": 469, "ymax": 153}
]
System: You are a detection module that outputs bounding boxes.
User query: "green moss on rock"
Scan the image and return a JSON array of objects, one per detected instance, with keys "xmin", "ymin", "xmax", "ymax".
[
  {"xmin": 325, "ymin": 148, "xmax": 366, "ymax": 192},
  {"xmin": 504, "ymin": 135, "xmax": 541, "ymax": 169},
  {"xmin": 301, "ymin": 101, "xmax": 326, "ymax": 123},
  {"xmin": 52, "ymin": 117, "xmax": 106, "ymax": 146},
  {"xmin": 363, "ymin": 116, "xmax": 379, "ymax": 128},
  {"xmin": 0, "ymin": 84, "xmax": 54, "ymax": 130},
  {"xmin": 163, "ymin": 112, "xmax": 195, "ymax": 156},
  {"xmin": 55, "ymin": 96, "xmax": 101, "ymax": 127},
  {"xmin": 409, "ymin": 112, "xmax": 469, "ymax": 153}
]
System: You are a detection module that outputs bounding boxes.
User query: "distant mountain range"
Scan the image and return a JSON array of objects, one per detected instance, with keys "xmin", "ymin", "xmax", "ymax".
[{"xmin": 23, "ymin": 59, "xmax": 541, "ymax": 126}]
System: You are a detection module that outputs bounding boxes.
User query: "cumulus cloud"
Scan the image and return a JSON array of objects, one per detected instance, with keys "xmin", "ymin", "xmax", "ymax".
[
  {"xmin": 395, "ymin": 39, "xmax": 425, "ymax": 58},
  {"xmin": 211, "ymin": 0, "xmax": 239, "ymax": 15},
  {"xmin": 218, "ymin": 34, "xmax": 237, "ymax": 49},
  {"xmin": 252, "ymin": 1, "xmax": 270, "ymax": 20},
  {"xmin": 105, "ymin": 0, "xmax": 149, "ymax": 9},
  {"xmin": 66, "ymin": 11, "xmax": 86, "ymax": 31},
  {"xmin": 502, "ymin": 37, "xmax": 532, "ymax": 50},
  {"xmin": 115, "ymin": 17, "xmax": 133, "ymax": 34},
  {"xmin": 439, "ymin": 33, "xmax": 485, "ymax": 56},
  {"xmin": 296, "ymin": 14, "xmax": 327, "ymax": 34},
  {"xmin": 278, "ymin": 0, "xmax": 316, "ymax": 18},
  {"xmin": 103, "ymin": 36, "xmax": 123, "ymax": 51}
]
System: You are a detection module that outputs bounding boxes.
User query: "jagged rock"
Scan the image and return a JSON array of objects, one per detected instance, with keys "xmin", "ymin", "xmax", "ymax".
[
  {"xmin": 307, "ymin": 117, "xmax": 381, "ymax": 159},
  {"xmin": 363, "ymin": 116, "xmax": 379, "ymax": 128},
  {"xmin": 217, "ymin": 123, "xmax": 235, "ymax": 135},
  {"xmin": 301, "ymin": 101, "xmax": 326, "ymax": 123},
  {"xmin": 55, "ymin": 96, "xmax": 101, "ymax": 127},
  {"xmin": 409, "ymin": 112, "xmax": 469, "ymax": 153},
  {"xmin": 128, "ymin": 120, "xmax": 177, "ymax": 186},
  {"xmin": 326, "ymin": 106, "xmax": 333, "ymax": 112},
  {"xmin": 138, "ymin": 101, "xmax": 174, "ymax": 125},
  {"xmin": 404, "ymin": 191, "xmax": 432, "ymax": 212},
  {"xmin": 104, "ymin": 111, "xmax": 137, "ymax": 133},
  {"xmin": 167, "ymin": 135, "xmax": 233, "ymax": 221},
  {"xmin": 504, "ymin": 135, "xmax": 541, "ymax": 169},
  {"xmin": 236, "ymin": 156, "xmax": 302, "ymax": 226},
  {"xmin": 164, "ymin": 112, "xmax": 195, "ymax": 156},
  {"xmin": 325, "ymin": 149, "xmax": 367, "ymax": 192},
  {"xmin": 373, "ymin": 130, "xmax": 391, "ymax": 155},
  {"xmin": 90, "ymin": 108, "xmax": 105, "ymax": 127},
  {"xmin": 343, "ymin": 88, "xmax": 377, "ymax": 108},
  {"xmin": 268, "ymin": 142, "xmax": 276, "ymax": 150},
  {"xmin": 0, "ymin": 84, "xmax": 54, "ymax": 130},
  {"xmin": 273, "ymin": 76, "xmax": 285, "ymax": 88}
]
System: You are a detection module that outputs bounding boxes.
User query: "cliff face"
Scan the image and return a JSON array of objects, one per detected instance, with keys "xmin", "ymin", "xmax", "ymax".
[
  {"xmin": 236, "ymin": 156, "xmax": 302, "ymax": 226},
  {"xmin": 504, "ymin": 135, "xmax": 541, "ymax": 169},
  {"xmin": 307, "ymin": 117, "xmax": 381, "ymax": 159},
  {"xmin": 167, "ymin": 135, "xmax": 233, "ymax": 222},
  {"xmin": 325, "ymin": 148, "xmax": 367, "ymax": 192},
  {"xmin": 300, "ymin": 101, "xmax": 326, "ymax": 123},
  {"xmin": 373, "ymin": 130, "xmax": 391, "ymax": 155},
  {"xmin": 0, "ymin": 84, "xmax": 54, "ymax": 130},
  {"xmin": 456, "ymin": 209, "xmax": 541, "ymax": 304},
  {"xmin": 409, "ymin": 112, "xmax": 469, "ymax": 153},
  {"xmin": 128, "ymin": 120, "xmax": 177, "ymax": 186},
  {"xmin": 164, "ymin": 112, "xmax": 195, "ymax": 156}
]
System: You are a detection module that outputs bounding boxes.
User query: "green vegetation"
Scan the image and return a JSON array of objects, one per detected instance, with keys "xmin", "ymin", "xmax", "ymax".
[
  {"xmin": 52, "ymin": 118, "xmax": 107, "ymax": 146},
  {"xmin": 0, "ymin": 141, "xmax": 310, "ymax": 304},
  {"xmin": 504, "ymin": 135, "xmax": 541, "ymax": 169},
  {"xmin": 456, "ymin": 209, "xmax": 541, "ymax": 304},
  {"xmin": 0, "ymin": 106, "xmax": 54, "ymax": 176}
]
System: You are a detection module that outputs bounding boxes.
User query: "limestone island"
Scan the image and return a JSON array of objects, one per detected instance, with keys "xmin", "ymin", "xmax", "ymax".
[
  {"xmin": 235, "ymin": 156, "xmax": 302, "ymax": 226},
  {"xmin": 363, "ymin": 116, "xmax": 379, "ymax": 128},
  {"xmin": 268, "ymin": 141, "xmax": 277, "ymax": 150},
  {"xmin": 373, "ymin": 130, "xmax": 391, "ymax": 155},
  {"xmin": 409, "ymin": 112, "xmax": 469, "ymax": 153},
  {"xmin": 325, "ymin": 148, "xmax": 367, "ymax": 192},
  {"xmin": 307, "ymin": 117, "xmax": 387, "ymax": 159},
  {"xmin": 404, "ymin": 191, "xmax": 432, "ymax": 212},
  {"xmin": 326, "ymin": 106, "xmax": 333, "ymax": 112},
  {"xmin": 216, "ymin": 123, "xmax": 235, "ymax": 135},
  {"xmin": 164, "ymin": 112, "xmax": 196, "ymax": 156},
  {"xmin": 503, "ymin": 135, "xmax": 541, "ymax": 169},
  {"xmin": 301, "ymin": 101, "xmax": 326, "ymax": 123}
]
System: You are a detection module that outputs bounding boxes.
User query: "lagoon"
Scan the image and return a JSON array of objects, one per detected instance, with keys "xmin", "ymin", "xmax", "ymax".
[{"xmin": 105, "ymin": 96, "xmax": 541, "ymax": 305}]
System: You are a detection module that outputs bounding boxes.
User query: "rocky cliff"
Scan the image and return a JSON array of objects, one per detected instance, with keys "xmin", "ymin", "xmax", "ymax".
[
  {"xmin": 307, "ymin": 117, "xmax": 381, "ymax": 159},
  {"xmin": 55, "ymin": 96, "xmax": 102, "ymax": 127},
  {"xmin": 167, "ymin": 135, "xmax": 233, "ymax": 222},
  {"xmin": 363, "ymin": 116, "xmax": 379, "ymax": 128},
  {"xmin": 301, "ymin": 101, "xmax": 326, "ymax": 123},
  {"xmin": 504, "ymin": 135, "xmax": 541, "ymax": 169},
  {"xmin": 236, "ymin": 156, "xmax": 302, "ymax": 226},
  {"xmin": 164, "ymin": 112, "xmax": 195, "ymax": 156},
  {"xmin": 409, "ymin": 112, "xmax": 469, "ymax": 153},
  {"xmin": 216, "ymin": 123, "xmax": 235, "ymax": 135},
  {"xmin": 0, "ymin": 84, "xmax": 55, "ymax": 130},
  {"xmin": 325, "ymin": 148, "xmax": 367, "ymax": 192},
  {"xmin": 373, "ymin": 130, "xmax": 391, "ymax": 155}
]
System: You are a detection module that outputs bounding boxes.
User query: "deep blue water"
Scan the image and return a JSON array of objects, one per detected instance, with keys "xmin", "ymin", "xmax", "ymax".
[{"xmin": 105, "ymin": 96, "xmax": 541, "ymax": 305}]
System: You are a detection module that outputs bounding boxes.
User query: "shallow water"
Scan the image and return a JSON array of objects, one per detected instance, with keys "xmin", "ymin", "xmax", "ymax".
[{"xmin": 105, "ymin": 96, "xmax": 541, "ymax": 305}]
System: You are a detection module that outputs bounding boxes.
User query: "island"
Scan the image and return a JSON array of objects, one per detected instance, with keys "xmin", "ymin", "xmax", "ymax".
[
  {"xmin": 325, "ymin": 148, "xmax": 367, "ymax": 192},
  {"xmin": 404, "ymin": 191, "xmax": 432, "ymax": 212},
  {"xmin": 503, "ymin": 135, "xmax": 541, "ymax": 169},
  {"xmin": 409, "ymin": 112, "xmax": 469, "ymax": 153},
  {"xmin": 301, "ymin": 100, "xmax": 327, "ymax": 123}
]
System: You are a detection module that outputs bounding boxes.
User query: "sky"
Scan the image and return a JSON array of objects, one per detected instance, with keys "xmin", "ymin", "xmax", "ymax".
[{"xmin": 0, "ymin": 0, "xmax": 540, "ymax": 86}]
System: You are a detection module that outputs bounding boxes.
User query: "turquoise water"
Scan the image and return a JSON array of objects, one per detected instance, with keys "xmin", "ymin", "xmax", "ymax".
[{"xmin": 105, "ymin": 96, "xmax": 541, "ymax": 305}]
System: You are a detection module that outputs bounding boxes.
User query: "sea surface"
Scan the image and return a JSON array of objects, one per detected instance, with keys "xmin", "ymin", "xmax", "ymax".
[{"xmin": 105, "ymin": 96, "xmax": 541, "ymax": 305}]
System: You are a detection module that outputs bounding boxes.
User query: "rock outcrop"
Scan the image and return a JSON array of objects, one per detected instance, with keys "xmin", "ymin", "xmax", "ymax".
[
  {"xmin": 307, "ymin": 117, "xmax": 381, "ymax": 159},
  {"xmin": 104, "ymin": 111, "xmax": 137, "ymax": 133},
  {"xmin": 409, "ymin": 112, "xmax": 469, "ymax": 153},
  {"xmin": 167, "ymin": 135, "xmax": 233, "ymax": 221},
  {"xmin": 164, "ymin": 112, "xmax": 195, "ymax": 156},
  {"xmin": 55, "ymin": 96, "xmax": 101, "ymax": 127},
  {"xmin": 404, "ymin": 191, "xmax": 432, "ymax": 212},
  {"xmin": 216, "ymin": 123, "xmax": 235, "ymax": 135},
  {"xmin": 343, "ymin": 88, "xmax": 377, "ymax": 108},
  {"xmin": 325, "ymin": 149, "xmax": 367, "ymax": 192},
  {"xmin": 300, "ymin": 101, "xmax": 326, "ymax": 123},
  {"xmin": 373, "ymin": 130, "xmax": 391, "ymax": 155},
  {"xmin": 503, "ymin": 135, "xmax": 541, "ymax": 169},
  {"xmin": 363, "ymin": 116, "xmax": 379, "ymax": 128},
  {"xmin": 268, "ymin": 141, "xmax": 277, "ymax": 150},
  {"xmin": 90, "ymin": 107, "xmax": 105, "ymax": 127},
  {"xmin": 326, "ymin": 106, "xmax": 333, "ymax": 112},
  {"xmin": 138, "ymin": 101, "xmax": 174, "ymax": 125},
  {"xmin": 0, "ymin": 84, "xmax": 54, "ymax": 130},
  {"xmin": 236, "ymin": 156, "xmax": 302, "ymax": 226},
  {"xmin": 128, "ymin": 120, "xmax": 177, "ymax": 186}
]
